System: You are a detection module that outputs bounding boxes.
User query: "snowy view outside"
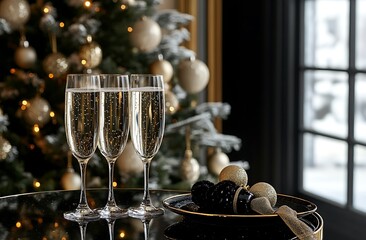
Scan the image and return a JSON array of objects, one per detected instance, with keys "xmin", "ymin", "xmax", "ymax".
[{"xmin": 303, "ymin": 0, "xmax": 366, "ymax": 213}]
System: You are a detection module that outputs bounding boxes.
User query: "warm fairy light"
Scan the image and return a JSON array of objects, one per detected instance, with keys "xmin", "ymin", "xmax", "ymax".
[
  {"xmin": 86, "ymin": 35, "xmax": 93, "ymax": 42},
  {"xmin": 21, "ymin": 100, "xmax": 28, "ymax": 110},
  {"xmin": 33, "ymin": 124, "xmax": 40, "ymax": 133},
  {"xmin": 10, "ymin": 68, "xmax": 16, "ymax": 74},
  {"xmin": 29, "ymin": 144, "xmax": 35, "ymax": 150},
  {"xmin": 43, "ymin": 7, "xmax": 50, "ymax": 14},
  {"xmin": 113, "ymin": 181, "xmax": 117, "ymax": 187},
  {"xmin": 127, "ymin": 27, "xmax": 133, "ymax": 32},
  {"xmin": 119, "ymin": 231, "xmax": 126, "ymax": 238},
  {"xmin": 54, "ymin": 222, "xmax": 59, "ymax": 228},
  {"xmin": 59, "ymin": 22, "xmax": 65, "ymax": 28},
  {"xmin": 61, "ymin": 237, "xmax": 67, "ymax": 240},
  {"xmin": 120, "ymin": 4, "xmax": 127, "ymax": 10},
  {"xmin": 84, "ymin": 1, "xmax": 91, "ymax": 8},
  {"xmin": 16, "ymin": 222, "xmax": 21, "ymax": 228},
  {"xmin": 33, "ymin": 180, "xmax": 41, "ymax": 188},
  {"xmin": 48, "ymin": 73, "xmax": 54, "ymax": 79},
  {"xmin": 37, "ymin": 218, "xmax": 43, "ymax": 224},
  {"xmin": 81, "ymin": 59, "xmax": 87, "ymax": 65},
  {"xmin": 50, "ymin": 111, "xmax": 55, "ymax": 118}
]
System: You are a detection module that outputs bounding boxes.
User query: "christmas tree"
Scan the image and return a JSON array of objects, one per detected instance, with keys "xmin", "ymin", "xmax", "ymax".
[{"xmin": 0, "ymin": 0, "xmax": 241, "ymax": 196}]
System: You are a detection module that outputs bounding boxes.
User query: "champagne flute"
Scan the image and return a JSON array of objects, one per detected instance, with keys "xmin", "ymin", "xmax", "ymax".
[
  {"xmin": 64, "ymin": 73, "xmax": 100, "ymax": 221},
  {"xmin": 128, "ymin": 74, "xmax": 165, "ymax": 219},
  {"xmin": 97, "ymin": 74, "xmax": 130, "ymax": 218}
]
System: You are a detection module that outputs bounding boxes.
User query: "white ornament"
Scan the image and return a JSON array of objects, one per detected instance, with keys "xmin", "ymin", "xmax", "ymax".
[
  {"xmin": 129, "ymin": 17, "xmax": 162, "ymax": 52},
  {"xmin": 79, "ymin": 40, "xmax": 103, "ymax": 69},
  {"xmin": 61, "ymin": 169, "xmax": 81, "ymax": 190},
  {"xmin": 0, "ymin": 0, "xmax": 30, "ymax": 30},
  {"xmin": 207, "ymin": 148, "xmax": 230, "ymax": 176},
  {"xmin": 116, "ymin": 141, "xmax": 143, "ymax": 176},
  {"xmin": 165, "ymin": 90, "xmax": 179, "ymax": 115},
  {"xmin": 180, "ymin": 150, "xmax": 200, "ymax": 183},
  {"xmin": 177, "ymin": 57, "xmax": 210, "ymax": 94}
]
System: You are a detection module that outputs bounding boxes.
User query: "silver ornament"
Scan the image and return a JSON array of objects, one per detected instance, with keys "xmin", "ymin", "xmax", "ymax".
[
  {"xmin": 0, "ymin": 135, "xmax": 11, "ymax": 160},
  {"xmin": 180, "ymin": 149, "xmax": 200, "ymax": 183},
  {"xmin": 23, "ymin": 96, "xmax": 51, "ymax": 127},
  {"xmin": 0, "ymin": 0, "xmax": 30, "ymax": 30}
]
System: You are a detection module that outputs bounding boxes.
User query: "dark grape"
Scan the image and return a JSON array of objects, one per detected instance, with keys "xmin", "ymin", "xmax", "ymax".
[{"xmin": 206, "ymin": 180, "xmax": 237, "ymax": 214}]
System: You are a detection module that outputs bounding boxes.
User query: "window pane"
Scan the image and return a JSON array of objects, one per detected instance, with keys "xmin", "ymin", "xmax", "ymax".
[
  {"xmin": 303, "ymin": 70, "xmax": 348, "ymax": 137},
  {"xmin": 356, "ymin": 0, "xmax": 366, "ymax": 69},
  {"xmin": 303, "ymin": 133, "xmax": 347, "ymax": 204},
  {"xmin": 354, "ymin": 145, "xmax": 366, "ymax": 212},
  {"xmin": 354, "ymin": 74, "xmax": 366, "ymax": 142},
  {"xmin": 304, "ymin": 0, "xmax": 349, "ymax": 68}
]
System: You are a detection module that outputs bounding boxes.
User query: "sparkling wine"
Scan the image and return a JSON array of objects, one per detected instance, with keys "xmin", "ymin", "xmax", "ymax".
[
  {"xmin": 65, "ymin": 89, "xmax": 100, "ymax": 163},
  {"xmin": 98, "ymin": 88, "xmax": 129, "ymax": 161},
  {"xmin": 130, "ymin": 87, "xmax": 165, "ymax": 161}
]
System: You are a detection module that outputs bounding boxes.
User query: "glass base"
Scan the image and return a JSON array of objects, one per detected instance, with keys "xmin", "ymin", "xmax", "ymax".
[
  {"xmin": 96, "ymin": 205, "xmax": 128, "ymax": 219},
  {"xmin": 64, "ymin": 207, "xmax": 100, "ymax": 221},
  {"xmin": 128, "ymin": 205, "xmax": 165, "ymax": 219}
]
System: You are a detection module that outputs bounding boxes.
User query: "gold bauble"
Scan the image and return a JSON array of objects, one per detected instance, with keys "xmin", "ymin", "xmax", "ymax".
[
  {"xmin": 129, "ymin": 17, "xmax": 162, "ymax": 52},
  {"xmin": 207, "ymin": 148, "xmax": 230, "ymax": 176},
  {"xmin": 180, "ymin": 150, "xmax": 200, "ymax": 183},
  {"xmin": 116, "ymin": 141, "xmax": 143, "ymax": 176},
  {"xmin": 177, "ymin": 57, "xmax": 210, "ymax": 94},
  {"xmin": 219, "ymin": 164, "xmax": 248, "ymax": 186},
  {"xmin": 249, "ymin": 182, "xmax": 277, "ymax": 207},
  {"xmin": 60, "ymin": 169, "xmax": 81, "ymax": 190},
  {"xmin": 79, "ymin": 41, "xmax": 103, "ymax": 69},
  {"xmin": 14, "ymin": 45, "xmax": 37, "ymax": 69},
  {"xmin": 0, "ymin": 0, "xmax": 30, "ymax": 30},
  {"xmin": 0, "ymin": 135, "xmax": 12, "ymax": 160},
  {"xmin": 150, "ymin": 58, "xmax": 174, "ymax": 83},
  {"xmin": 43, "ymin": 52, "xmax": 69, "ymax": 78},
  {"xmin": 23, "ymin": 96, "xmax": 51, "ymax": 127},
  {"xmin": 165, "ymin": 90, "xmax": 179, "ymax": 115}
]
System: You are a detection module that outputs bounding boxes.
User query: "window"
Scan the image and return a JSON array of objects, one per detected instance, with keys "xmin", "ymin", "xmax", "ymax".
[{"xmin": 301, "ymin": 0, "xmax": 366, "ymax": 214}]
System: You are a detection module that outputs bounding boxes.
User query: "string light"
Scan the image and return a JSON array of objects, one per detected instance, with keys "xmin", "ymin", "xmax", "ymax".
[
  {"xmin": 33, "ymin": 180, "xmax": 41, "ymax": 188},
  {"xmin": 48, "ymin": 73, "xmax": 54, "ymax": 79},
  {"xmin": 113, "ymin": 181, "xmax": 117, "ymax": 187},
  {"xmin": 33, "ymin": 124, "xmax": 40, "ymax": 133},
  {"xmin": 15, "ymin": 221, "xmax": 22, "ymax": 228},
  {"xmin": 119, "ymin": 230, "xmax": 126, "ymax": 238},
  {"xmin": 120, "ymin": 4, "xmax": 127, "ymax": 10},
  {"xmin": 127, "ymin": 27, "xmax": 133, "ymax": 32}
]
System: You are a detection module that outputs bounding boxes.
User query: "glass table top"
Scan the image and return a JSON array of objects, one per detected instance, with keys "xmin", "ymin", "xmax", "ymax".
[{"xmin": 0, "ymin": 188, "xmax": 323, "ymax": 239}]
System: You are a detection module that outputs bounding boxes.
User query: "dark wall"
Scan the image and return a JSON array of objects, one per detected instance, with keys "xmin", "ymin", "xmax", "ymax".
[{"xmin": 222, "ymin": 1, "xmax": 266, "ymax": 185}]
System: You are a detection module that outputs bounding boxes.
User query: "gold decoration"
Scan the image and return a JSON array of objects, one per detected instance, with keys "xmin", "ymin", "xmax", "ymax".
[
  {"xmin": 14, "ymin": 33, "xmax": 37, "ymax": 69},
  {"xmin": 0, "ymin": 0, "xmax": 30, "ymax": 30},
  {"xmin": 129, "ymin": 16, "xmax": 162, "ymax": 52},
  {"xmin": 177, "ymin": 56, "xmax": 210, "ymax": 94},
  {"xmin": 79, "ymin": 36, "xmax": 103, "ymax": 69},
  {"xmin": 150, "ymin": 54, "xmax": 174, "ymax": 83},
  {"xmin": 249, "ymin": 182, "xmax": 277, "ymax": 207},
  {"xmin": 116, "ymin": 141, "xmax": 143, "ymax": 178},
  {"xmin": 0, "ymin": 135, "xmax": 12, "ymax": 160},
  {"xmin": 207, "ymin": 147, "xmax": 230, "ymax": 176},
  {"xmin": 180, "ymin": 126, "xmax": 200, "ymax": 183},
  {"xmin": 23, "ymin": 95, "xmax": 51, "ymax": 127},
  {"xmin": 219, "ymin": 164, "xmax": 248, "ymax": 187},
  {"xmin": 165, "ymin": 90, "xmax": 179, "ymax": 115},
  {"xmin": 43, "ymin": 52, "xmax": 69, "ymax": 78},
  {"xmin": 60, "ymin": 151, "xmax": 81, "ymax": 190}
]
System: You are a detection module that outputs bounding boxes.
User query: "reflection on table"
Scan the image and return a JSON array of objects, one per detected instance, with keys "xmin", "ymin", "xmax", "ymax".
[{"xmin": 0, "ymin": 188, "xmax": 323, "ymax": 239}]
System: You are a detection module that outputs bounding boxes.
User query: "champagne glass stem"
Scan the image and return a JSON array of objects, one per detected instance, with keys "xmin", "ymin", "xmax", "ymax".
[
  {"xmin": 142, "ymin": 160, "xmax": 152, "ymax": 206},
  {"xmin": 106, "ymin": 160, "xmax": 117, "ymax": 206},
  {"xmin": 79, "ymin": 222, "xmax": 88, "ymax": 240},
  {"xmin": 78, "ymin": 161, "xmax": 89, "ymax": 209}
]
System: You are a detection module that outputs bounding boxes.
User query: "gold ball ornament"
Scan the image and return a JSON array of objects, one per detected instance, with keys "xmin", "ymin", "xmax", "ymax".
[
  {"xmin": 79, "ymin": 41, "xmax": 103, "ymax": 69},
  {"xmin": 23, "ymin": 96, "xmax": 51, "ymax": 127},
  {"xmin": 0, "ymin": 135, "xmax": 12, "ymax": 161},
  {"xmin": 207, "ymin": 148, "xmax": 230, "ymax": 176},
  {"xmin": 43, "ymin": 52, "xmax": 69, "ymax": 78},
  {"xmin": 165, "ymin": 90, "xmax": 179, "ymax": 115},
  {"xmin": 249, "ymin": 182, "xmax": 277, "ymax": 207},
  {"xmin": 129, "ymin": 17, "xmax": 162, "ymax": 52},
  {"xmin": 219, "ymin": 164, "xmax": 248, "ymax": 187},
  {"xmin": 177, "ymin": 57, "xmax": 210, "ymax": 94},
  {"xmin": 0, "ymin": 0, "xmax": 30, "ymax": 30},
  {"xmin": 150, "ymin": 57, "xmax": 174, "ymax": 83},
  {"xmin": 116, "ymin": 141, "xmax": 143, "ymax": 176},
  {"xmin": 180, "ymin": 150, "xmax": 200, "ymax": 183},
  {"xmin": 14, "ymin": 44, "xmax": 37, "ymax": 69},
  {"xmin": 61, "ymin": 168, "xmax": 81, "ymax": 190}
]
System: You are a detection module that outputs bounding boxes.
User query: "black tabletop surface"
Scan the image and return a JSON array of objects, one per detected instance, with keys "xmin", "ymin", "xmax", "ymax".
[{"xmin": 0, "ymin": 188, "xmax": 323, "ymax": 239}]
